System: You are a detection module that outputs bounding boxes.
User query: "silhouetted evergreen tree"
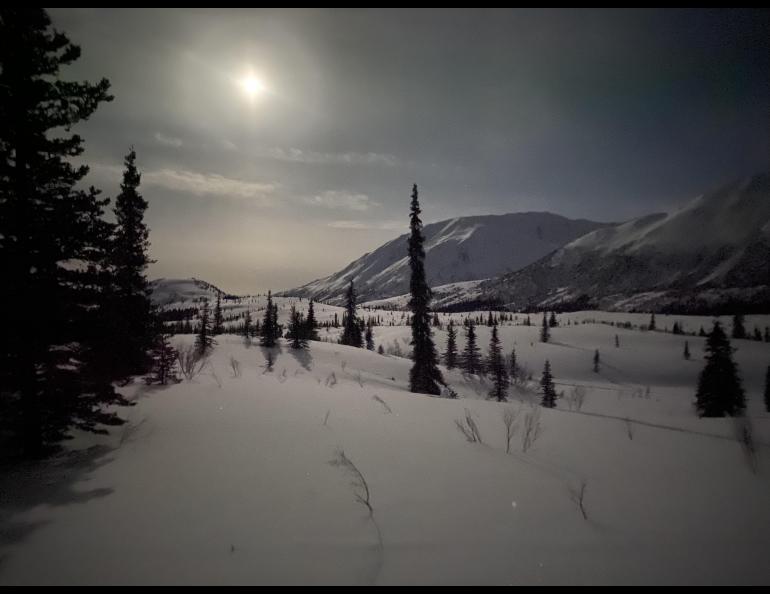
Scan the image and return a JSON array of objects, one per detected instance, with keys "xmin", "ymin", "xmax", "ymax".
[
  {"xmin": 0, "ymin": 9, "xmax": 121, "ymax": 456},
  {"xmin": 540, "ymin": 360, "xmax": 557, "ymax": 408},
  {"xmin": 615, "ymin": 334, "xmax": 620, "ymax": 348},
  {"xmin": 365, "ymin": 319, "xmax": 375, "ymax": 350},
  {"xmin": 509, "ymin": 347, "xmax": 518, "ymax": 380},
  {"xmin": 305, "ymin": 300, "xmax": 319, "ymax": 341},
  {"xmin": 242, "ymin": 309, "xmax": 252, "ymax": 343},
  {"xmin": 540, "ymin": 313, "xmax": 550, "ymax": 343},
  {"xmin": 213, "ymin": 293, "xmax": 223, "ymax": 335},
  {"xmin": 593, "ymin": 349, "xmax": 600, "ymax": 373},
  {"xmin": 259, "ymin": 291, "xmax": 277, "ymax": 347},
  {"xmin": 649, "ymin": 313, "xmax": 656, "ymax": 331},
  {"xmin": 407, "ymin": 185, "xmax": 443, "ymax": 395},
  {"xmin": 288, "ymin": 305, "xmax": 307, "ymax": 349},
  {"xmin": 195, "ymin": 300, "xmax": 215, "ymax": 355},
  {"xmin": 683, "ymin": 340, "xmax": 691, "ymax": 360},
  {"xmin": 340, "ymin": 281, "xmax": 363, "ymax": 347},
  {"xmin": 462, "ymin": 321, "xmax": 482, "ymax": 375},
  {"xmin": 487, "ymin": 324, "xmax": 508, "ymax": 402},
  {"xmin": 732, "ymin": 314, "xmax": 746, "ymax": 339},
  {"xmin": 444, "ymin": 320, "xmax": 458, "ymax": 369},
  {"xmin": 695, "ymin": 322, "xmax": 745, "ymax": 417},
  {"xmin": 146, "ymin": 332, "xmax": 178, "ymax": 385},
  {"xmin": 549, "ymin": 311, "xmax": 558, "ymax": 327},
  {"xmin": 764, "ymin": 365, "xmax": 770, "ymax": 413}
]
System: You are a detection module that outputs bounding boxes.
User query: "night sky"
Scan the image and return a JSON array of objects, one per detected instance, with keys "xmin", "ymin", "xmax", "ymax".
[{"xmin": 49, "ymin": 8, "xmax": 770, "ymax": 293}]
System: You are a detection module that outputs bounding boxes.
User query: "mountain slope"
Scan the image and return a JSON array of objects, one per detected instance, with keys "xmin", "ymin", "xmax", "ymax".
[
  {"xmin": 477, "ymin": 174, "xmax": 770, "ymax": 312},
  {"xmin": 149, "ymin": 277, "xmax": 232, "ymax": 305},
  {"xmin": 282, "ymin": 213, "xmax": 608, "ymax": 304}
]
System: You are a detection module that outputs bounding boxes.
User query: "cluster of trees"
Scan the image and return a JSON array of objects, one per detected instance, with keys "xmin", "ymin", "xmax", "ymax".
[
  {"xmin": 0, "ymin": 9, "xmax": 159, "ymax": 457},
  {"xmin": 338, "ymin": 281, "xmax": 376, "ymax": 351}
]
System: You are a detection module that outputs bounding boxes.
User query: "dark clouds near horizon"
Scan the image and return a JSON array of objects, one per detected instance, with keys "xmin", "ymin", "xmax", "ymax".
[{"xmin": 48, "ymin": 8, "xmax": 770, "ymax": 293}]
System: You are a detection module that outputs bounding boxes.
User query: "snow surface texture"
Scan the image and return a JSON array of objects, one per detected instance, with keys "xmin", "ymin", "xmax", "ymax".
[
  {"xmin": 282, "ymin": 213, "xmax": 607, "ymax": 305},
  {"xmin": 477, "ymin": 174, "xmax": 770, "ymax": 311},
  {"xmin": 1, "ymin": 298, "xmax": 769, "ymax": 585}
]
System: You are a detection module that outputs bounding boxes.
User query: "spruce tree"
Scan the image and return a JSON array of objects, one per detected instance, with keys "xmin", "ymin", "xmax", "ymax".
[
  {"xmin": 549, "ymin": 311, "xmax": 558, "ymax": 327},
  {"xmin": 242, "ymin": 309, "xmax": 252, "ymax": 343},
  {"xmin": 259, "ymin": 291, "xmax": 276, "ymax": 347},
  {"xmin": 509, "ymin": 347, "xmax": 518, "ymax": 381},
  {"xmin": 444, "ymin": 320, "xmax": 458, "ymax": 369},
  {"xmin": 683, "ymin": 340, "xmax": 691, "ymax": 360},
  {"xmin": 407, "ymin": 185, "xmax": 443, "ymax": 395},
  {"xmin": 649, "ymin": 313, "xmax": 656, "ymax": 331},
  {"xmin": 288, "ymin": 305, "xmax": 307, "ymax": 349},
  {"xmin": 365, "ymin": 320, "xmax": 375, "ymax": 351},
  {"xmin": 340, "ymin": 281, "xmax": 363, "ymax": 347},
  {"xmin": 462, "ymin": 321, "xmax": 482, "ymax": 375},
  {"xmin": 764, "ymin": 365, "xmax": 770, "ymax": 413},
  {"xmin": 540, "ymin": 360, "xmax": 557, "ymax": 408},
  {"xmin": 195, "ymin": 300, "xmax": 215, "ymax": 355},
  {"xmin": 615, "ymin": 334, "xmax": 620, "ymax": 348},
  {"xmin": 107, "ymin": 148, "xmax": 155, "ymax": 378},
  {"xmin": 695, "ymin": 322, "xmax": 745, "ymax": 417},
  {"xmin": 731, "ymin": 314, "xmax": 746, "ymax": 339},
  {"xmin": 0, "ymin": 9, "xmax": 121, "ymax": 456},
  {"xmin": 305, "ymin": 299, "xmax": 319, "ymax": 341},
  {"xmin": 146, "ymin": 332, "xmax": 178, "ymax": 385},
  {"xmin": 540, "ymin": 313, "xmax": 550, "ymax": 343},
  {"xmin": 592, "ymin": 349, "xmax": 600, "ymax": 373},
  {"xmin": 213, "ymin": 293, "xmax": 223, "ymax": 335},
  {"xmin": 487, "ymin": 324, "xmax": 508, "ymax": 402}
]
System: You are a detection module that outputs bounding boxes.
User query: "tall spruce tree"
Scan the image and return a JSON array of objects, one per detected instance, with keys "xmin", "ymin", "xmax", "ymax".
[
  {"xmin": 649, "ymin": 313, "xmax": 656, "ymax": 331},
  {"xmin": 683, "ymin": 340, "xmax": 691, "ymax": 360},
  {"xmin": 444, "ymin": 320, "xmax": 458, "ymax": 369},
  {"xmin": 462, "ymin": 321, "xmax": 482, "ymax": 375},
  {"xmin": 487, "ymin": 324, "xmax": 508, "ymax": 402},
  {"xmin": 0, "ymin": 9, "xmax": 122, "ymax": 456},
  {"xmin": 108, "ymin": 148, "xmax": 155, "ymax": 378},
  {"xmin": 305, "ymin": 299, "xmax": 319, "ymax": 341},
  {"xmin": 593, "ymin": 349, "xmax": 600, "ymax": 373},
  {"xmin": 340, "ymin": 280, "xmax": 363, "ymax": 347},
  {"xmin": 259, "ymin": 291, "xmax": 277, "ymax": 347},
  {"xmin": 407, "ymin": 185, "xmax": 443, "ymax": 395},
  {"xmin": 540, "ymin": 313, "xmax": 550, "ymax": 343},
  {"xmin": 695, "ymin": 322, "xmax": 745, "ymax": 417},
  {"xmin": 764, "ymin": 365, "xmax": 770, "ymax": 413},
  {"xmin": 731, "ymin": 314, "xmax": 746, "ymax": 339},
  {"xmin": 242, "ymin": 308, "xmax": 252, "ymax": 343},
  {"xmin": 288, "ymin": 305, "xmax": 307, "ymax": 349},
  {"xmin": 195, "ymin": 300, "xmax": 215, "ymax": 355},
  {"xmin": 540, "ymin": 360, "xmax": 557, "ymax": 408},
  {"xmin": 365, "ymin": 319, "xmax": 375, "ymax": 351},
  {"xmin": 213, "ymin": 293, "xmax": 223, "ymax": 335},
  {"xmin": 509, "ymin": 347, "xmax": 518, "ymax": 381}
]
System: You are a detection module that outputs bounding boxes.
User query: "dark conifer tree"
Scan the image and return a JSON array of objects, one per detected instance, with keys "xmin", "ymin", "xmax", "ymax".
[
  {"xmin": 444, "ymin": 320, "xmax": 458, "ymax": 369},
  {"xmin": 242, "ymin": 309, "xmax": 252, "ymax": 343},
  {"xmin": 305, "ymin": 300, "xmax": 319, "ymax": 341},
  {"xmin": 195, "ymin": 300, "xmax": 215, "ymax": 355},
  {"xmin": 540, "ymin": 313, "xmax": 550, "ymax": 343},
  {"xmin": 487, "ymin": 324, "xmax": 508, "ymax": 402},
  {"xmin": 615, "ymin": 334, "xmax": 620, "ymax": 348},
  {"xmin": 340, "ymin": 281, "xmax": 363, "ymax": 347},
  {"xmin": 146, "ymin": 332, "xmax": 178, "ymax": 385},
  {"xmin": 732, "ymin": 314, "xmax": 746, "ymax": 339},
  {"xmin": 649, "ymin": 313, "xmax": 656, "ymax": 331},
  {"xmin": 540, "ymin": 360, "xmax": 557, "ymax": 408},
  {"xmin": 593, "ymin": 349, "xmax": 600, "ymax": 373},
  {"xmin": 407, "ymin": 185, "xmax": 443, "ymax": 394},
  {"xmin": 695, "ymin": 322, "xmax": 745, "ymax": 417},
  {"xmin": 462, "ymin": 321, "xmax": 482, "ymax": 375},
  {"xmin": 753, "ymin": 327, "xmax": 762, "ymax": 341},
  {"xmin": 107, "ymin": 148, "xmax": 155, "ymax": 378},
  {"xmin": 288, "ymin": 305, "xmax": 307, "ymax": 349},
  {"xmin": 699, "ymin": 326, "xmax": 707, "ymax": 337},
  {"xmin": 509, "ymin": 347, "xmax": 518, "ymax": 381},
  {"xmin": 365, "ymin": 319, "xmax": 375, "ymax": 351},
  {"xmin": 259, "ymin": 291, "xmax": 277, "ymax": 347},
  {"xmin": 0, "ymin": 9, "xmax": 121, "ymax": 456},
  {"xmin": 683, "ymin": 340, "xmax": 691, "ymax": 360},
  {"xmin": 549, "ymin": 311, "xmax": 558, "ymax": 327},
  {"xmin": 764, "ymin": 365, "xmax": 770, "ymax": 413},
  {"xmin": 213, "ymin": 293, "xmax": 223, "ymax": 335}
]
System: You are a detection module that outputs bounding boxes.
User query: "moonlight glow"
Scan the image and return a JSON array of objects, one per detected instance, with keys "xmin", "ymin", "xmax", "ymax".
[{"xmin": 239, "ymin": 74, "xmax": 266, "ymax": 99}]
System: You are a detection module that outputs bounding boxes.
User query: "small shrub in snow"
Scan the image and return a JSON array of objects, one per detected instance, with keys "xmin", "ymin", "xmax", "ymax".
[
  {"xmin": 521, "ymin": 406, "xmax": 542, "ymax": 453},
  {"xmin": 229, "ymin": 357, "xmax": 241, "ymax": 378},
  {"xmin": 733, "ymin": 415, "xmax": 757, "ymax": 474},
  {"xmin": 566, "ymin": 386, "xmax": 587, "ymax": 412},
  {"xmin": 329, "ymin": 448, "xmax": 374, "ymax": 516},
  {"xmin": 372, "ymin": 395, "xmax": 392, "ymax": 414},
  {"xmin": 502, "ymin": 406, "xmax": 519, "ymax": 454},
  {"xmin": 325, "ymin": 371, "xmax": 337, "ymax": 387},
  {"xmin": 624, "ymin": 417, "xmax": 634, "ymax": 440},
  {"xmin": 177, "ymin": 345, "xmax": 208, "ymax": 381},
  {"xmin": 568, "ymin": 480, "xmax": 589, "ymax": 520},
  {"xmin": 455, "ymin": 408, "xmax": 483, "ymax": 444}
]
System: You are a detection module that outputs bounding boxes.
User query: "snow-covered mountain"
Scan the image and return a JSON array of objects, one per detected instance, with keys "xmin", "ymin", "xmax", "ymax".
[
  {"xmin": 150, "ymin": 277, "xmax": 232, "ymax": 305},
  {"xmin": 282, "ymin": 213, "xmax": 607, "ymax": 305},
  {"xmin": 475, "ymin": 174, "xmax": 770, "ymax": 313}
]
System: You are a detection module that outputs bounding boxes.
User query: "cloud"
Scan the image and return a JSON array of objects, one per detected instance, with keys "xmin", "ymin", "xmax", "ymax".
[
  {"xmin": 154, "ymin": 132, "xmax": 183, "ymax": 148},
  {"xmin": 304, "ymin": 190, "xmax": 379, "ymax": 211},
  {"xmin": 142, "ymin": 169, "xmax": 277, "ymax": 203},
  {"xmin": 327, "ymin": 220, "xmax": 405, "ymax": 231},
  {"xmin": 263, "ymin": 147, "xmax": 398, "ymax": 167}
]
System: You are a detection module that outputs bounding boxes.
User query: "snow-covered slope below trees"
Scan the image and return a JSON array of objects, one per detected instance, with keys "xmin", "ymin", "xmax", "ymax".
[
  {"xmin": 474, "ymin": 174, "xmax": 770, "ymax": 312},
  {"xmin": 1, "ymin": 310, "xmax": 769, "ymax": 585},
  {"xmin": 282, "ymin": 213, "xmax": 608, "ymax": 305}
]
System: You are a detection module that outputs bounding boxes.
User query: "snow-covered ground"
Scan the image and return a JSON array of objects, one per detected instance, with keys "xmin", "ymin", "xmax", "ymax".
[{"xmin": 1, "ymin": 307, "xmax": 769, "ymax": 585}]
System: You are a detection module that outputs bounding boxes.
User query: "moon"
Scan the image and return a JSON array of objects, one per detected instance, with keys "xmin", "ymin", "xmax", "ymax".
[{"xmin": 239, "ymin": 74, "xmax": 266, "ymax": 99}]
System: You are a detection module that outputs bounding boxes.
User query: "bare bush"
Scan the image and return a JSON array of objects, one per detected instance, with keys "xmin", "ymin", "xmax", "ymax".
[
  {"xmin": 568, "ymin": 480, "xmax": 588, "ymax": 520},
  {"xmin": 263, "ymin": 351, "xmax": 274, "ymax": 373},
  {"xmin": 734, "ymin": 415, "xmax": 758, "ymax": 474},
  {"xmin": 229, "ymin": 356, "xmax": 241, "ymax": 378},
  {"xmin": 502, "ymin": 406, "xmax": 519, "ymax": 454},
  {"xmin": 325, "ymin": 371, "xmax": 337, "ymax": 387},
  {"xmin": 177, "ymin": 345, "xmax": 208, "ymax": 381},
  {"xmin": 372, "ymin": 395, "xmax": 392, "ymax": 414},
  {"xmin": 624, "ymin": 417, "xmax": 634, "ymax": 440},
  {"xmin": 329, "ymin": 448, "xmax": 373, "ymax": 516},
  {"xmin": 521, "ymin": 406, "xmax": 542, "ymax": 453},
  {"xmin": 323, "ymin": 409, "xmax": 331, "ymax": 426},
  {"xmin": 566, "ymin": 385, "xmax": 587, "ymax": 412},
  {"xmin": 455, "ymin": 408, "xmax": 483, "ymax": 443}
]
